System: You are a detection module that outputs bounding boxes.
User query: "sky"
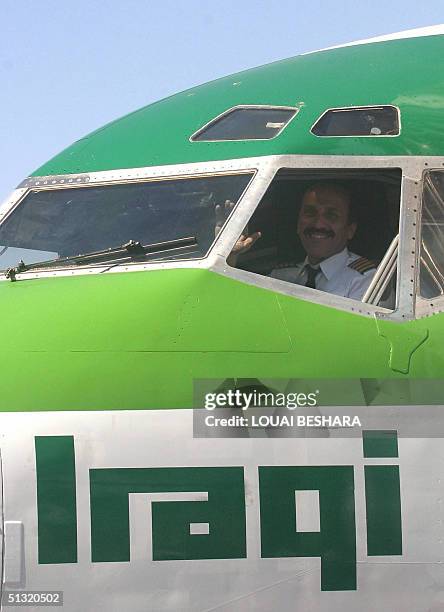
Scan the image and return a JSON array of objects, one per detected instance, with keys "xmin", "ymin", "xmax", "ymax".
[{"xmin": 1, "ymin": 0, "xmax": 444, "ymax": 201}]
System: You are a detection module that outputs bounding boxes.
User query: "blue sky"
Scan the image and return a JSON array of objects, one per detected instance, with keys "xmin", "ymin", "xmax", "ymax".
[{"xmin": 1, "ymin": 0, "xmax": 443, "ymax": 200}]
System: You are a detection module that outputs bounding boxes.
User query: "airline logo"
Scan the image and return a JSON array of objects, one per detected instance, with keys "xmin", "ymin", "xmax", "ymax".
[{"xmin": 35, "ymin": 431, "xmax": 402, "ymax": 592}]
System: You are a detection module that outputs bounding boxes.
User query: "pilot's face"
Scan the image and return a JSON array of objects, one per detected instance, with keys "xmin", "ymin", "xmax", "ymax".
[{"xmin": 297, "ymin": 188, "xmax": 357, "ymax": 264}]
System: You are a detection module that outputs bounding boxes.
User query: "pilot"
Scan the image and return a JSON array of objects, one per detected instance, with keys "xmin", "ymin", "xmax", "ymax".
[{"xmin": 224, "ymin": 182, "xmax": 377, "ymax": 301}]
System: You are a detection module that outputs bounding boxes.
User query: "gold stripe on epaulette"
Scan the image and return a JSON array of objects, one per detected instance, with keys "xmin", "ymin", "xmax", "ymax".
[{"xmin": 348, "ymin": 257, "xmax": 377, "ymax": 274}]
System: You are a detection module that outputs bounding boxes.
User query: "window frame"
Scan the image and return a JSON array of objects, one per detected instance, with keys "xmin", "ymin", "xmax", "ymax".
[
  {"xmin": 0, "ymin": 165, "xmax": 258, "ymax": 275},
  {"xmin": 1, "ymin": 154, "xmax": 436, "ymax": 323},
  {"xmin": 362, "ymin": 234, "xmax": 398, "ymax": 305},
  {"xmin": 213, "ymin": 155, "xmax": 424, "ymax": 323},
  {"xmin": 310, "ymin": 105, "xmax": 401, "ymax": 138},
  {"xmin": 190, "ymin": 105, "xmax": 300, "ymax": 143}
]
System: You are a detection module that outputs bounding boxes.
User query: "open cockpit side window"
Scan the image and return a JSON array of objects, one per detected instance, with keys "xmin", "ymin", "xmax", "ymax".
[{"xmin": 225, "ymin": 168, "xmax": 401, "ymax": 307}]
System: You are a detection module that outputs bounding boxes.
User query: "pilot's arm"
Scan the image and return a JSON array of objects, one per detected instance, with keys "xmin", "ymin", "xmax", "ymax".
[{"xmin": 215, "ymin": 200, "xmax": 261, "ymax": 266}]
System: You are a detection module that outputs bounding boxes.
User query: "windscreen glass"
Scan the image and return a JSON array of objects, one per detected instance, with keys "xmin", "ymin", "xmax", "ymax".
[
  {"xmin": 420, "ymin": 171, "xmax": 444, "ymax": 298},
  {"xmin": 0, "ymin": 173, "xmax": 253, "ymax": 271},
  {"xmin": 192, "ymin": 107, "xmax": 297, "ymax": 141},
  {"xmin": 312, "ymin": 106, "xmax": 399, "ymax": 137}
]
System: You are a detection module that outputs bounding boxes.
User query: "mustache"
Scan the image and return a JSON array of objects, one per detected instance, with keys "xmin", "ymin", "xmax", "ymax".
[{"xmin": 304, "ymin": 227, "xmax": 335, "ymax": 238}]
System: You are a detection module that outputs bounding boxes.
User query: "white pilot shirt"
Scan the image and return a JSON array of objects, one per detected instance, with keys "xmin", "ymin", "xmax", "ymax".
[{"xmin": 270, "ymin": 248, "xmax": 376, "ymax": 301}]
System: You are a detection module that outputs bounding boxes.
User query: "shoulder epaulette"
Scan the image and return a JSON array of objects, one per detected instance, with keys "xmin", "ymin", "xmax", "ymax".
[{"xmin": 348, "ymin": 257, "xmax": 377, "ymax": 274}]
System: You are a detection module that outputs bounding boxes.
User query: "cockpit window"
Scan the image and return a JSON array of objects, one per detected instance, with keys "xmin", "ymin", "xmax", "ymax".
[
  {"xmin": 0, "ymin": 173, "xmax": 253, "ymax": 271},
  {"xmin": 226, "ymin": 168, "xmax": 401, "ymax": 306},
  {"xmin": 419, "ymin": 171, "xmax": 444, "ymax": 298},
  {"xmin": 191, "ymin": 106, "xmax": 298, "ymax": 142},
  {"xmin": 311, "ymin": 106, "xmax": 400, "ymax": 137}
]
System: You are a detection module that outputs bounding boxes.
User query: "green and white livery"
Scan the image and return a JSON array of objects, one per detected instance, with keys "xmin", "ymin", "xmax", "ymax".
[{"xmin": 0, "ymin": 26, "xmax": 444, "ymax": 611}]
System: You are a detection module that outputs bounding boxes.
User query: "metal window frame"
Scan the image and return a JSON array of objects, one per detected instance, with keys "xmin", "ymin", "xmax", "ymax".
[
  {"xmin": 1, "ymin": 154, "xmax": 440, "ymax": 323},
  {"xmin": 310, "ymin": 105, "xmax": 401, "ymax": 138},
  {"xmin": 0, "ymin": 159, "xmax": 268, "ymax": 280},
  {"xmin": 189, "ymin": 105, "xmax": 300, "ymax": 143},
  {"xmin": 214, "ymin": 155, "xmax": 417, "ymax": 323},
  {"xmin": 362, "ymin": 234, "xmax": 399, "ymax": 305}
]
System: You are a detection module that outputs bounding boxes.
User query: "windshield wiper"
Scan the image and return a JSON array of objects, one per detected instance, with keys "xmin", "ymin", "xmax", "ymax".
[{"xmin": 4, "ymin": 236, "xmax": 198, "ymax": 280}]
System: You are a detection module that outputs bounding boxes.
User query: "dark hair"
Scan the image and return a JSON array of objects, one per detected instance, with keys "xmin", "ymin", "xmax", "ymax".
[{"xmin": 303, "ymin": 182, "xmax": 357, "ymax": 225}]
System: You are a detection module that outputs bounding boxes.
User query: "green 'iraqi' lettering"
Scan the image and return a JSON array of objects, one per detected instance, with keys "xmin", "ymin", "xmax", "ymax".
[
  {"xmin": 259, "ymin": 466, "xmax": 356, "ymax": 591},
  {"xmin": 89, "ymin": 467, "xmax": 246, "ymax": 562},
  {"xmin": 34, "ymin": 431, "xmax": 402, "ymax": 592},
  {"xmin": 363, "ymin": 430, "xmax": 402, "ymax": 555},
  {"xmin": 35, "ymin": 436, "xmax": 77, "ymax": 564}
]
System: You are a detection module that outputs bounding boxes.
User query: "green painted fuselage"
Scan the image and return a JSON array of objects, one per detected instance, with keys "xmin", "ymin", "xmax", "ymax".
[{"xmin": 2, "ymin": 34, "xmax": 444, "ymax": 411}]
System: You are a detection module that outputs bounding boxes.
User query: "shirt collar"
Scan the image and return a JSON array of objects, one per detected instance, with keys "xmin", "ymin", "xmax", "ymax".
[{"xmin": 304, "ymin": 248, "xmax": 349, "ymax": 281}]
